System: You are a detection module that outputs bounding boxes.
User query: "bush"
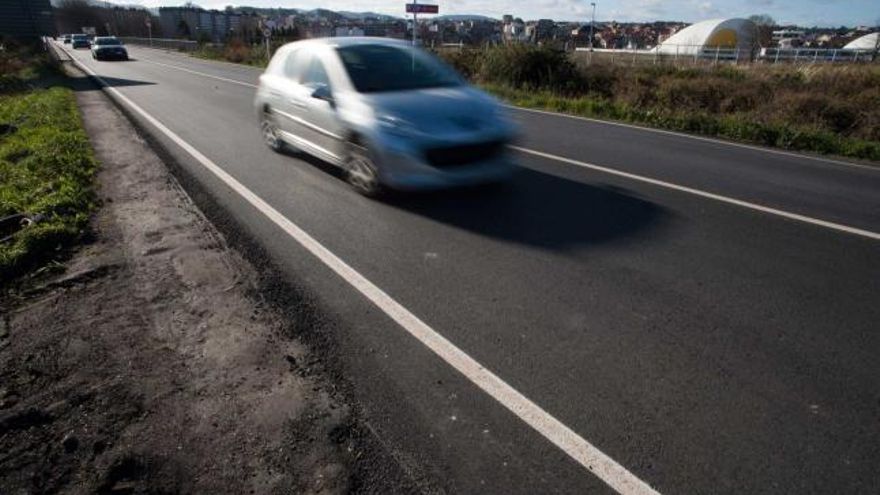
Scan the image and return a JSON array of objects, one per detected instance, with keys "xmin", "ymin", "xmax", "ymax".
[
  {"xmin": 477, "ymin": 44, "xmax": 583, "ymax": 93},
  {"xmin": 438, "ymin": 49, "xmax": 482, "ymax": 79}
]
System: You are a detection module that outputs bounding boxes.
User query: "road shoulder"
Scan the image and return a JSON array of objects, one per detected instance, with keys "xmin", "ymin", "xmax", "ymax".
[{"xmin": 0, "ymin": 59, "xmax": 412, "ymax": 494}]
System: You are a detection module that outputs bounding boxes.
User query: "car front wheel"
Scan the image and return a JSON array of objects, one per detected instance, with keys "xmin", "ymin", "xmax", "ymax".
[
  {"xmin": 260, "ymin": 113, "xmax": 284, "ymax": 152},
  {"xmin": 346, "ymin": 142, "xmax": 382, "ymax": 197}
]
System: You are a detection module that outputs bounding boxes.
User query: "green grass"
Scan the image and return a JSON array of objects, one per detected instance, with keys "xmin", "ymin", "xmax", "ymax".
[
  {"xmin": 0, "ymin": 44, "xmax": 98, "ymax": 284},
  {"xmin": 483, "ymin": 83, "xmax": 880, "ymax": 161}
]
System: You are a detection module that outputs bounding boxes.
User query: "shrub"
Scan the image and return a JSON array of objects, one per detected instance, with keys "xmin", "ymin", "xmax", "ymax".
[
  {"xmin": 438, "ymin": 49, "xmax": 482, "ymax": 79},
  {"xmin": 478, "ymin": 44, "xmax": 583, "ymax": 93}
]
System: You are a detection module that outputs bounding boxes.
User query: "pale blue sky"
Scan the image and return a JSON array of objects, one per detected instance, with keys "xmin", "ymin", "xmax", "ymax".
[{"xmin": 120, "ymin": 0, "xmax": 879, "ymax": 27}]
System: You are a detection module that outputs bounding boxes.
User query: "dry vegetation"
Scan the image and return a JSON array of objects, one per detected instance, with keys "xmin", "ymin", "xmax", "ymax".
[
  {"xmin": 192, "ymin": 41, "xmax": 879, "ymax": 161},
  {"xmin": 442, "ymin": 45, "xmax": 880, "ymax": 161}
]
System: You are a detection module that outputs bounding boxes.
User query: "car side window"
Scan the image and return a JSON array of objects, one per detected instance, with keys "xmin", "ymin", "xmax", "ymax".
[
  {"xmin": 284, "ymin": 50, "xmax": 308, "ymax": 81},
  {"xmin": 301, "ymin": 57, "xmax": 331, "ymax": 88}
]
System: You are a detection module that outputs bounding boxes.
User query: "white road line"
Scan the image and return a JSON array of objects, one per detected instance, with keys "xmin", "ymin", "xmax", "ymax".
[
  {"xmin": 509, "ymin": 106, "xmax": 878, "ymax": 172},
  {"xmin": 63, "ymin": 46, "xmax": 660, "ymax": 495},
  {"xmin": 513, "ymin": 146, "xmax": 880, "ymax": 241}
]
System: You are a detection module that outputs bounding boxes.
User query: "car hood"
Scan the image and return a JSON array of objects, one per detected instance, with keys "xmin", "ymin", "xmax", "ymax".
[{"xmin": 361, "ymin": 85, "xmax": 507, "ymax": 135}]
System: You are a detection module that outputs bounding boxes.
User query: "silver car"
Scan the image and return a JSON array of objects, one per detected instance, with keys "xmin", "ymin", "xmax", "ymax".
[
  {"xmin": 91, "ymin": 37, "xmax": 128, "ymax": 61},
  {"xmin": 254, "ymin": 38, "xmax": 518, "ymax": 195}
]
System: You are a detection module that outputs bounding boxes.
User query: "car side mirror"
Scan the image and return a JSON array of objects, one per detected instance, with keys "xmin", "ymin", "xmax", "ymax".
[{"xmin": 310, "ymin": 84, "xmax": 334, "ymax": 105}]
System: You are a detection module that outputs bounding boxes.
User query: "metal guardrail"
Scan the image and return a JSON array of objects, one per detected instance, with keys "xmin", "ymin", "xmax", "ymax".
[{"xmin": 117, "ymin": 36, "xmax": 200, "ymax": 52}]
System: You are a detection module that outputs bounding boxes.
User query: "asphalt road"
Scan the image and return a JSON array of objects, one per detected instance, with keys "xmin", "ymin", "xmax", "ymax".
[{"xmin": 60, "ymin": 43, "xmax": 879, "ymax": 494}]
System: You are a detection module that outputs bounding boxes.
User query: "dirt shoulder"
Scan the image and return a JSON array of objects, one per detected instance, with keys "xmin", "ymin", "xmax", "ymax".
[{"xmin": 0, "ymin": 62, "xmax": 413, "ymax": 494}]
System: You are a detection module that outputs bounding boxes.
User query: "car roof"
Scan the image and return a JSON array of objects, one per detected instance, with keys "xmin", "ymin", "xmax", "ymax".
[{"xmin": 288, "ymin": 37, "xmax": 411, "ymax": 49}]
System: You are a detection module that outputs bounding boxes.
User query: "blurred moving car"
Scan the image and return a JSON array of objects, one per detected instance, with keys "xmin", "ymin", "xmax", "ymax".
[
  {"xmin": 62, "ymin": 34, "xmax": 72, "ymax": 44},
  {"xmin": 254, "ymin": 37, "xmax": 518, "ymax": 195},
  {"xmin": 91, "ymin": 37, "xmax": 128, "ymax": 61},
  {"xmin": 71, "ymin": 34, "xmax": 90, "ymax": 49}
]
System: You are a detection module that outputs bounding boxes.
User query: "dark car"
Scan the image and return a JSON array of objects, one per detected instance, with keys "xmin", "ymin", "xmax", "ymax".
[
  {"xmin": 71, "ymin": 34, "xmax": 90, "ymax": 49},
  {"xmin": 91, "ymin": 37, "xmax": 128, "ymax": 61},
  {"xmin": 62, "ymin": 34, "xmax": 72, "ymax": 44}
]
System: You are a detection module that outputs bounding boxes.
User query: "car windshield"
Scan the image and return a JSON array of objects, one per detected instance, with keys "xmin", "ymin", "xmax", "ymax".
[
  {"xmin": 72, "ymin": 35, "xmax": 88, "ymax": 40},
  {"xmin": 96, "ymin": 38, "xmax": 121, "ymax": 46},
  {"xmin": 336, "ymin": 44, "xmax": 462, "ymax": 93}
]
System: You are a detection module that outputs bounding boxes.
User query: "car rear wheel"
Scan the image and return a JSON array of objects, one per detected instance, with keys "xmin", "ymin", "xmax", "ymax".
[
  {"xmin": 346, "ymin": 143, "xmax": 382, "ymax": 197},
  {"xmin": 260, "ymin": 113, "xmax": 284, "ymax": 152}
]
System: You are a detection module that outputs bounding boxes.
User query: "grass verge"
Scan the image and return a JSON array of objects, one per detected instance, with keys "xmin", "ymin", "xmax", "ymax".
[{"xmin": 0, "ymin": 42, "xmax": 98, "ymax": 284}]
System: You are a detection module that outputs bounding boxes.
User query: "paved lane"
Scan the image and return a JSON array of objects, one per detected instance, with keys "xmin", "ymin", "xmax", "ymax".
[{"xmin": 62, "ymin": 44, "xmax": 880, "ymax": 494}]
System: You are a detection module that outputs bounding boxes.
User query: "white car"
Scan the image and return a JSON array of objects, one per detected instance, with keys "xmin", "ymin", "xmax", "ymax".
[{"xmin": 254, "ymin": 37, "xmax": 518, "ymax": 196}]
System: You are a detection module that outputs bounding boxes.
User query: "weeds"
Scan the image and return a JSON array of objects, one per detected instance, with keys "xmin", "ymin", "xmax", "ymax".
[
  {"xmin": 0, "ymin": 42, "xmax": 98, "ymax": 283},
  {"xmin": 438, "ymin": 45, "xmax": 879, "ymax": 161}
]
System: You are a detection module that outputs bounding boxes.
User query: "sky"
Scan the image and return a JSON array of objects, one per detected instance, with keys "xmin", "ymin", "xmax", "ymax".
[{"xmin": 117, "ymin": 0, "xmax": 879, "ymax": 27}]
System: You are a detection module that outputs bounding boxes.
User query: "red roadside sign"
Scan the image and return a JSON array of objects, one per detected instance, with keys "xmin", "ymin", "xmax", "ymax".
[{"xmin": 406, "ymin": 3, "xmax": 439, "ymax": 13}]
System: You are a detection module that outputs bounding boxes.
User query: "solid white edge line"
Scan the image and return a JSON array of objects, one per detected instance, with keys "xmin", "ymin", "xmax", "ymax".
[
  {"xmin": 508, "ymin": 106, "xmax": 878, "ymax": 172},
  {"xmin": 62, "ymin": 45, "xmax": 660, "ymax": 495},
  {"xmin": 512, "ymin": 146, "xmax": 880, "ymax": 241}
]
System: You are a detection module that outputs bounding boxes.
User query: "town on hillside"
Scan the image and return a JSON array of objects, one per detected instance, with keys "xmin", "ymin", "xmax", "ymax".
[{"xmin": 51, "ymin": 1, "xmax": 878, "ymax": 50}]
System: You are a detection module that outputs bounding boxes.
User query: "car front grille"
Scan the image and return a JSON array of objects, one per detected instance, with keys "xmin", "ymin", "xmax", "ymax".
[{"xmin": 423, "ymin": 140, "xmax": 506, "ymax": 168}]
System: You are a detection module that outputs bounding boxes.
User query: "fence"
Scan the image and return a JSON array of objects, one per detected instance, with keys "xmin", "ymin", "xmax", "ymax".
[
  {"xmin": 758, "ymin": 47, "xmax": 876, "ymax": 64},
  {"xmin": 572, "ymin": 44, "xmax": 878, "ymax": 66},
  {"xmin": 117, "ymin": 36, "xmax": 200, "ymax": 52}
]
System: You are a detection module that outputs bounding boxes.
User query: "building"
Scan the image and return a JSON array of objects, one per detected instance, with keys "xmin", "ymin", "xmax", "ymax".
[
  {"xmin": 533, "ymin": 19, "xmax": 555, "ymax": 42},
  {"xmin": 772, "ymin": 29, "xmax": 804, "ymax": 47},
  {"xmin": 655, "ymin": 18, "xmax": 757, "ymax": 57},
  {"xmin": 0, "ymin": 0, "xmax": 54, "ymax": 39},
  {"xmin": 158, "ymin": 6, "xmax": 246, "ymax": 41},
  {"xmin": 843, "ymin": 32, "xmax": 879, "ymax": 51}
]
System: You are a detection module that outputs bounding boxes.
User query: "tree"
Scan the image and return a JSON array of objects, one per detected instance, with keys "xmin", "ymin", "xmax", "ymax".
[
  {"xmin": 54, "ymin": 0, "xmax": 102, "ymax": 34},
  {"xmin": 177, "ymin": 19, "xmax": 191, "ymax": 39},
  {"xmin": 874, "ymin": 18, "xmax": 880, "ymax": 62},
  {"xmin": 749, "ymin": 14, "xmax": 776, "ymax": 47}
]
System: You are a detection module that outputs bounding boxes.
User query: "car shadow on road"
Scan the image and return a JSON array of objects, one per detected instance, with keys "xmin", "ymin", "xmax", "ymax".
[
  {"xmin": 383, "ymin": 166, "xmax": 668, "ymax": 250},
  {"xmin": 286, "ymin": 150, "xmax": 667, "ymax": 250},
  {"xmin": 63, "ymin": 72, "xmax": 157, "ymax": 92}
]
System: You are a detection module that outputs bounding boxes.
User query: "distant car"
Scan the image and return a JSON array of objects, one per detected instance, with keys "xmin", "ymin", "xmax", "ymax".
[
  {"xmin": 91, "ymin": 37, "xmax": 128, "ymax": 61},
  {"xmin": 62, "ymin": 34, "xmax": 72, "ymax": 44},
  {"xmin": 254, "ymin": 37, "xmax": 518, "ymax": 196},
  {"xmin": 71, "ymin": 34, "xmax": 90, "ymax": 49}
]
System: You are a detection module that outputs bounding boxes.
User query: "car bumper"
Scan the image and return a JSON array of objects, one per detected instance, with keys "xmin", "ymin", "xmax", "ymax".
[
  {"xmin": 94, "ymin": 50, "xmax": 128, "ymax": 59},
  {"xmin": 373, "ymin": 135, "xmax": 518, "ymax": 190}
]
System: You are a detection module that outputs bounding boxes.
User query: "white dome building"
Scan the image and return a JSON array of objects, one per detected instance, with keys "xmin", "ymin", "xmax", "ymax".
[
  {"xmin": 655, "ymin": 18, "xmax": 758, "ymax": 57},
  {"xmin": 843, "ymin": 32, "xmax": 879, "ymax": 51}
]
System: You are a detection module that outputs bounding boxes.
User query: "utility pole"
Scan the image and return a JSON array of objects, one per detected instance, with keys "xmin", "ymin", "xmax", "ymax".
[
  {"xmin": 589, "ymin": 2, "xmax": 596, "ymax": 51},
  {"xmin": 145, "ymin": 17, "xmax": 152, "ymax": 47},
  {"xmin": 412, "ymin": 0, "xmax": 418, "ymax": 46}
]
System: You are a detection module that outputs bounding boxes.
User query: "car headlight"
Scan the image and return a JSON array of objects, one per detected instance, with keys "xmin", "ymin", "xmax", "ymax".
[{"xmin": 378, "ymin": 115, "xmax": 420, "ymax": 137}]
